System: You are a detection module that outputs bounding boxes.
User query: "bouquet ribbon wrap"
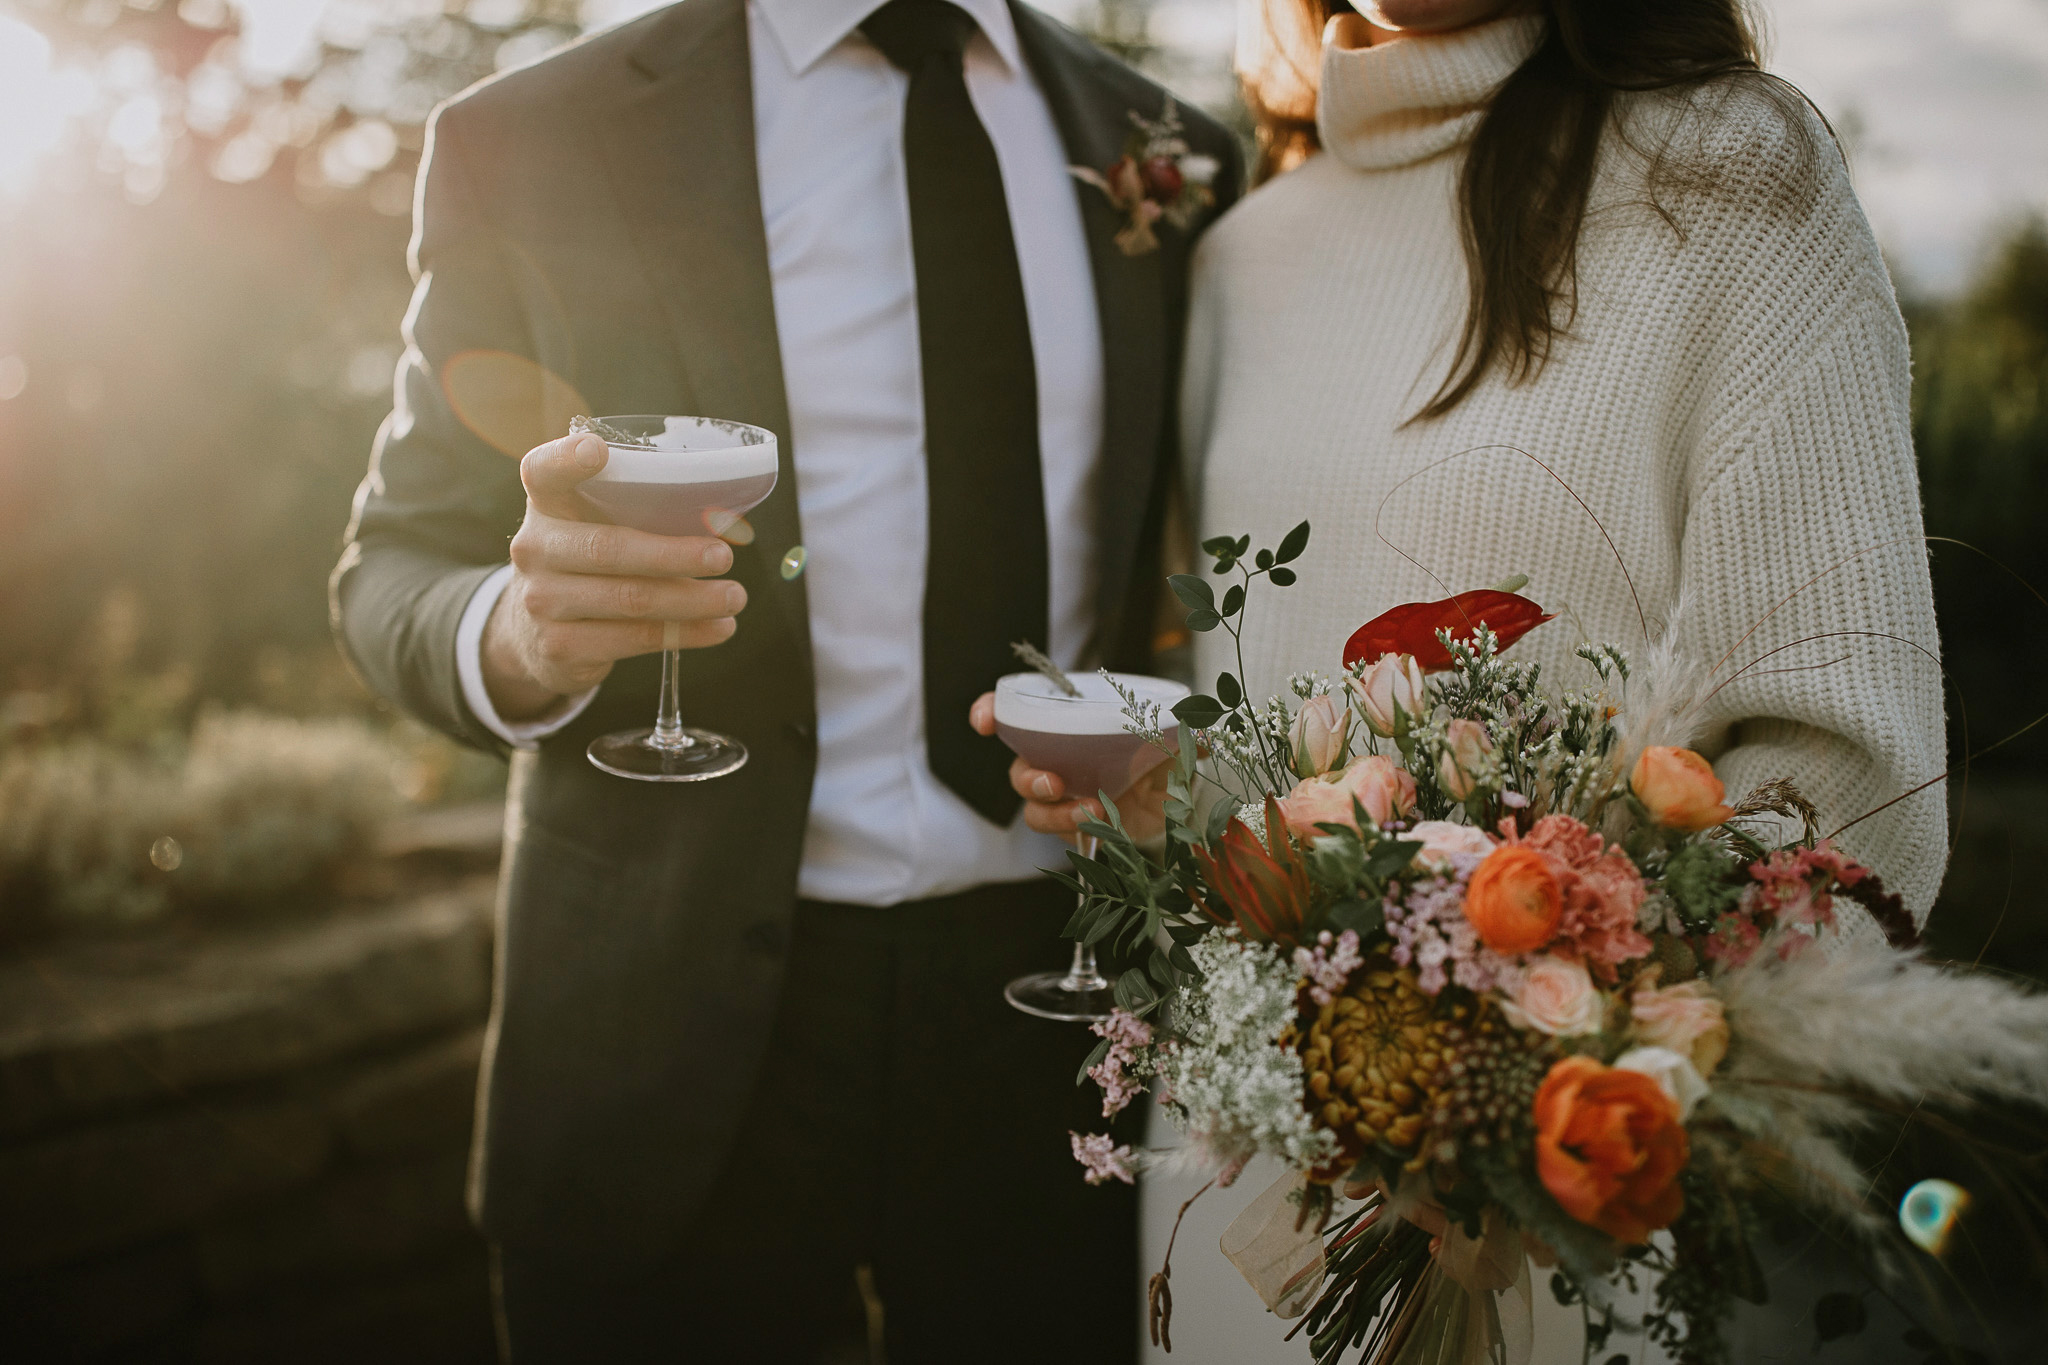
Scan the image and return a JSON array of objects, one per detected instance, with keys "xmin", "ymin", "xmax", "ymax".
[
  {"xmin": 1223, "ymin": 1174, "xmax": 1533, "ymax": 1364},
  {"xmin": 1220, "ymin": 1172, "xmax": 1327, "ymax": 1318}
]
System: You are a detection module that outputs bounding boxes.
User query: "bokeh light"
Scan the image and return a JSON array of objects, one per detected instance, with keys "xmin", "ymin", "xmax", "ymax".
[
  {"xmin": 0, "ymin": 15, "xmax": 98, "ymax": 198},
  {"xmin": 1899, "ymin": 1178, "xmax": 1971, "ymax": 1255}
]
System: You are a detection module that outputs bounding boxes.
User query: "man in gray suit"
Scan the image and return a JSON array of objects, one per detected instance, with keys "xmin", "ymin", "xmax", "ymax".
[{"xmin": 333, "ymin": 0, "xmax": 1238, "ymax": 1357}]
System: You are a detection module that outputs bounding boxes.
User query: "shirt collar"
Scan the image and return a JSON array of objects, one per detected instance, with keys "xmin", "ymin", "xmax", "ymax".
[{"xmin": 753, "ymin": 0, "xmax": 1022, "ymax": 77}]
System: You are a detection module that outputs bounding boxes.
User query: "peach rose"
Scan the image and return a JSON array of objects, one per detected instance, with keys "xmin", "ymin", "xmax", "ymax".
[
  {"xmin": 1533, "ymin": 1056, "xmax": 1689, "ymax": 1244},
  {"xmin": 1349, "ymin": 653, "xmax": 1427, "ymax": 737},
  {"xmin": 1437, "ymin": 719, "xmax": 1494, "ymax": 801},
  {"xmin": 1499, "ymin": 955, "xmax": 1603, "ymax": 1036},
  {"xmin": 1631, "ymin": 747, "xmax": 1735, "ymax": 832},
  {"xmin": 1631, "ymin": 979, "xmax": 1730, "ymax": 1075},
  {"xmin": 1279, "ymin": 754, "xmax": 1417, "ymax": 839},
  {"xmin": 1288, "ymin": 693, "xmax": 1351, "ymax": 777},
  {"xmin": 1462, "ymin": 845, "xmax": 1564, "ymax": 954},
  {"xmin": 1407, "ymin": 819, "xmax": 1498, "ymax": 871}
]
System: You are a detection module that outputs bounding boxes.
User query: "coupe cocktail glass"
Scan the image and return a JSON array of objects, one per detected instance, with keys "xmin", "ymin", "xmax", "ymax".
[
  {"xmin": 994, "ymin": 670, "xmax": 1189, "ymax": 1021},
  {"xmin": 579, "ymin": 415, "xmax": 778, "ymax": 782}
]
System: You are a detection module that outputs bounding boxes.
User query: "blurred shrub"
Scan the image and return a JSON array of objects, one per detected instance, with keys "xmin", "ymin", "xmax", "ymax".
[
  {"xmin": 0, "ymin": 709, "xmax": 401, "ymax": 933},
  {"xmin": 1906, "ymin": 217, "xmax": 2048, "ymax": 775}
]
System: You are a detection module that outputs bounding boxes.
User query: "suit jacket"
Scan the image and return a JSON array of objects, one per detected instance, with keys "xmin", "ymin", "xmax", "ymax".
[{"xmin": 331, "ymin": 0, "xmax": 1241, "ymax": 1256}]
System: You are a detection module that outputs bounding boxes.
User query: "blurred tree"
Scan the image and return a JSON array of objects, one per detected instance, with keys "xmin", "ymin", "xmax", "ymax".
[
  {"xmin": 1907, "ymin": 217, "xmax": 2048, "ymax": 776},
  {"xmin": 0, "ymin": 0, "xmax": 580, "ymax": 724}
]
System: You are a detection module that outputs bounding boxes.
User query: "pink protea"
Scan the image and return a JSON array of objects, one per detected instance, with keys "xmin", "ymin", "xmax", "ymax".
[
  {"xmin": 1517, "ymin": 815, "xmax": 1652, "ymax": 978},
  {"xmin": 1071, "ymin": 1131, "xmax": 1136, "ymax": 1186}
]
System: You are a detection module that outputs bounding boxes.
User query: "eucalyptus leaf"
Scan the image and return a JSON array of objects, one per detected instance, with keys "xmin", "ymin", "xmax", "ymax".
[
  {"xmin": 1173, "ymin": 694, "xmax": 1226, "ymax": 729},
  {"xmin": 1114, "ymin": 970, "xmax": 1157, "ymax": 1012},
  {"xmin": 1220, "ymin": 583, "xmax": 1245, "ymax": 618},
  {"xmin": 1365, "ymin": 839, "xmax": 1426, "ymax": 883},
  {"xmin": 1215, "ymin": 672, "xmax": 1243, "ymax": 709},
  {"xmin": 1168, "ymin": 573, "xmax": 1215, "ymax": 611},
  {"xmin": 1255, "ymin": 548, "xmax": 1273, "ymax": 570},
  {"xmin": 1324, "ymin": 899, "xmax": 1386, "ymax": 938},
  {"xmin": 1205, "ymin": 795, "xmax": 1240, "ymax": 840},
  {"xmin": 1186, "ymin": 608, "xmax": 1221, "ymax": 632},
  {"xmin": 1269, "ymin": 567, "xmax": 1297, "ymax": 587},
  {"xmin": 1275, "ymin": 520, "xmax": 1311, "ymax": 564},
  {"xmin": 1200, "ymin": 535, "xmax": 1237, "ymax": 555}
]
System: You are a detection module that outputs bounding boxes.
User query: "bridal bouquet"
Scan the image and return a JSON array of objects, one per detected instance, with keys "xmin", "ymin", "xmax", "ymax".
[{"xmin": 1065, "ymin": 523, "xmax": 2046, "ymax": 1365}]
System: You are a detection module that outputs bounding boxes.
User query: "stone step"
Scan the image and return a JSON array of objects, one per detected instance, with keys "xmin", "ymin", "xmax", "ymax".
[{"xmin": 0, "ymin": 878, "xmax": 495, "ymax": 1140}]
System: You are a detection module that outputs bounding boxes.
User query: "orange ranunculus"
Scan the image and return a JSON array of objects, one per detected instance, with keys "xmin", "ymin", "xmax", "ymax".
[
  {"xmin": 1533, "ymin": 1056, "xmax": 1688, "ymax": 1243},
  {"xmin": 1630, "ymin": 747, "xmax": 1735, "ymax": 832},
  {"xmin": 1462, "ymin": 845, "xmax": 1564, "ymax": 954}
]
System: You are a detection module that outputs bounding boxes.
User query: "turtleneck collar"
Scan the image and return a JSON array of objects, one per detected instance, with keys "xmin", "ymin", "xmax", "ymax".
[{"xmin": 1315, "ymin": 12, "xmax": 1547, "ymax": 171}]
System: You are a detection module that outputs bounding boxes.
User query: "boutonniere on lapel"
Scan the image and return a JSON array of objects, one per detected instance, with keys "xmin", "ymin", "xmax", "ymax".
[{"xmin": 1070, "ymin": 98, "xmax": 1220, "ymax": 258}]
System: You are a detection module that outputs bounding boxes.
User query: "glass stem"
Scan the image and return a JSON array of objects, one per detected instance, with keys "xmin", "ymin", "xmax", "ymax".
[
  {"xmin": 1062, "ymin": 833, "xmax": 1110, "ymax": 993},
  {"xmin": 650, "ymin": 622, "xmax": 691, "ymax": 752}
]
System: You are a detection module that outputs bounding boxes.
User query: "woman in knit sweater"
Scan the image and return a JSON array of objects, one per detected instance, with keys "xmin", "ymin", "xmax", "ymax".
[
  {"xmin": 1171, "ymin": 0, "xmax": 1947, "ymax": 932},
  {"xmin": 995, "ymin": 0, "xmax": 1946, "ymax": 927},
  {"xmin": 988, "ymin": 3, "xmax": 1947, "ymax": 1356}
]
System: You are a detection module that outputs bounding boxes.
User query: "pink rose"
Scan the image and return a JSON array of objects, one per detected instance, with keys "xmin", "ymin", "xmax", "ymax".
[
  {"xmin": 1407, "ymin": 819, "xmax": 1498, "ymax": 870},
  {"xmin": 1278, "ymin": 754, "xmax": 1417, "ymax": 839},
  {"xmin": 1288, "ymin": 693, "xmax": 1351, "ymax": 777},
  {"xmin": 1499, "ymin": 955, "xmax": 1604, "ymax": 1037},
  {"xmin": 1631, "ymin": 979, "xmax": 1729, "ymax": 1075},
  {"xmin": 1348, "ymin": 653, "xmax": 1427, "ymax": 738},
  {"xmin": 1437, "ymin": 719, "xmax": 1494, "ymax": 801}
]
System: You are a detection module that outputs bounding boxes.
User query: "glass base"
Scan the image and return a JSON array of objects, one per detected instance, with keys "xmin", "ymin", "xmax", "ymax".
[
  {"xmin": 1004, "ymin": 969, "xmax": 1120, "ymax": 1023},
  {"xmin": 587, "ymin": 727, "xmax": 748, "ymax": 782}
]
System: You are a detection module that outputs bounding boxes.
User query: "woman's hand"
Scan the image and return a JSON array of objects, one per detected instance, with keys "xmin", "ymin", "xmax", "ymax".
[{"xmin": 968, "ymin": 692, "xmax": 1171, "ymax": 845}]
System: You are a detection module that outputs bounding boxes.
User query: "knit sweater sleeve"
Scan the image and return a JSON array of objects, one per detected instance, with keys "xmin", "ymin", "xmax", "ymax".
[{"xmin": 1671, "ymin": 126, "xmax": 1948, "ymax": 933}]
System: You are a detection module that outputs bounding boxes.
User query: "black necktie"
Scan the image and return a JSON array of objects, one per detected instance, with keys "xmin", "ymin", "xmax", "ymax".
[{"xmin": 862, "ymin": 0, "xmax": 1048, "ymax": 827}]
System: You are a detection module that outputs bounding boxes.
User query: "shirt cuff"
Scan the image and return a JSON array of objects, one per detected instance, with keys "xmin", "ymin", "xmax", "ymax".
[{"xmin": 456, "ymin": 564, "xmax": 598, "ymax": 750}]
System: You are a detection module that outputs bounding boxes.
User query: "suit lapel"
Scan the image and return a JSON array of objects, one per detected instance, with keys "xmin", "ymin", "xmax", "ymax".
[
  {"xmin": 1010, "ymin": 3, "xmax": 1169, "ymax": 664},
  {"xmin": 598, "ymin": 0, "xmax": 812, "ymax": 668}
]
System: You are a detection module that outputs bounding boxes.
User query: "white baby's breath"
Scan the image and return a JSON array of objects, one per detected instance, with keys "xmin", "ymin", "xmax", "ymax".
[{"xmin": 1157, "ymin": 933, "xmax": 1338, "ymax": 1173}]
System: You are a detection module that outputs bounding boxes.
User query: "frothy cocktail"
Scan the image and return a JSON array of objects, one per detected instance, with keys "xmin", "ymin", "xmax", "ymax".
[
  {"xmin": 579, "ymin": 415, "xmax": 779, "ymax": 536},
  {"xmin": 993, "ymin": 671, "xmax": 1188, "ymax": 803},
  {"xmin": 575, "ymin": 414, "xmax": 779, "ymax": 784}
]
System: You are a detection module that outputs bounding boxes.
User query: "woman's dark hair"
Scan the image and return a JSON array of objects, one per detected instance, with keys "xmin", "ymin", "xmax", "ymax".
[{"xmin": 1243, "ymin": 0, "xmax": 1821, "ymax": 419}]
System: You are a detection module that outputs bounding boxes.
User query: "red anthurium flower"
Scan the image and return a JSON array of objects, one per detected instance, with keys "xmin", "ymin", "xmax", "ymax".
[
  {"xmin": 1342, "ymin": 590, "xmax": 1556, "ymax": 673},
  {"xmin": 1190, "ymin": 796, "xmax": 1315, "ymax": 948}
]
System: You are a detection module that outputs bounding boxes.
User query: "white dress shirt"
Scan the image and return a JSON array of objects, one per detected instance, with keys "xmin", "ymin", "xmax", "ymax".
[{"xmin": 457, "ymin": 0, "xmax": 1106, "ymax": 905}]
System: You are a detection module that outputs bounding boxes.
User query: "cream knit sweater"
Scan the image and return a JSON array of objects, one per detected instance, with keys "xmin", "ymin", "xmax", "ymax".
[{"xmin": 1182, "ymin": 17, "xmax": 1949, "ymax": 930}]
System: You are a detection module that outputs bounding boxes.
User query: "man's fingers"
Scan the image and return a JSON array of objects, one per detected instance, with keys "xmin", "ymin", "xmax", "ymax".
[
  {"xmin": 515, "ymin": 568, "xmax": 747, "ymax": 623},
  {"xmin": 1008, "ymin": 756, "xmax": 1065, "ymax": 803},
  {"xmin": 969, "ymin": 692, "xmax": 997, "ymax": 736},
  {"xmin": 529, "ymin": 616, "xmax": 736, "ymax": 678},
  {"xmin": 1021, "ymin": 796, "xmax": 1103, "ymax": 837},
  {"xmin": 520, "ymin": 433, "xmax": 609, "ymax": 518},
  {"xmin": 511, "ymin": 516, "xmax": 734, "ymax": 580}
]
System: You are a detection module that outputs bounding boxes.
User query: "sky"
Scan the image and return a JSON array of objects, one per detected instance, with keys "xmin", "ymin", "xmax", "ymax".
[{"xmin": 2, "ymin": 0, "xmax": 2044, "ymax": 291}]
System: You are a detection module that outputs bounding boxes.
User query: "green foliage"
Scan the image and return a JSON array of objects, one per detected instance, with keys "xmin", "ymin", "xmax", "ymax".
[
  {"xmin": 1662, "ymin": 841, "xmax": 1746, "ymax": 932},
  {"xmin": 0, "ymin": 711, "xmax": 401, "ymax": 934}
]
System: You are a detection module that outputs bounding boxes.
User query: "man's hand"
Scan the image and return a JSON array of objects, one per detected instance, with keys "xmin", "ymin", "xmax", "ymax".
[
  {"xmin": 968, "ymin": 692, "xmax": 1171, "ymax": 845},
  {"xmin": 481, "ymin": 432, "xmax": 748, "ymax": 721}
]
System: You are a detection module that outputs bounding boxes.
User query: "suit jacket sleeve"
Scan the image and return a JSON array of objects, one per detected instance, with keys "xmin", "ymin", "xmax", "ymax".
[{"xmin": 331, "ymin": 102, "xmax": 533, "ymax": 752}]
